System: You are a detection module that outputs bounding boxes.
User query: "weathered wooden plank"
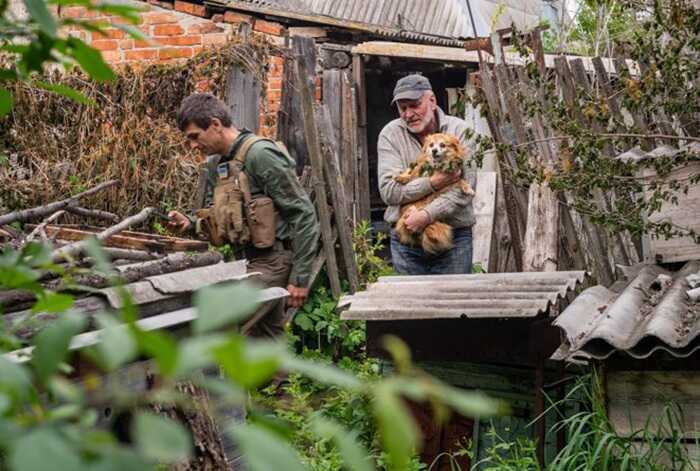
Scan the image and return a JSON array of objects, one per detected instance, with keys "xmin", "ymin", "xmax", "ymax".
[
  {"xmin": 322, "ymin": 69, "xmax": 343, "ymax": 145},
  {"xmin": 607, "ymin": 370, "xmax": 700, "ymax": 439},
  {"xmin": 613, "ymin": 57, "xmax": 651, "ymax": 148},
  {"xmin": 491, "ymin": 171, "xmax": 516, "ymax": 273},
  {"xmin": 340, "ymin": 70, "xmax": 357, "ymax": 220},
  {"xmin": 522, "ymin": 183, "xmax": 559, "ymax": 272},
  {"xmin": 472, "ymin": 172, "xmax": 497, "ymax": 273},
  {"xmin": 38, "ymin": 225, "xmax": 209, "ymax": 253},
  {"xmin": 294, "ymin": 36, "xmax": 342, "ymax": 298},
  {"xmin": 316, "ymin": 105, "xmax": 360, "ymax": 294},
  {"xmin": 352, "ymin": 54, "xmax": 371, "ymax": 223},
  {"xmin": 225, "ymin": 63, "xmax": 260, "ymax": 133}
]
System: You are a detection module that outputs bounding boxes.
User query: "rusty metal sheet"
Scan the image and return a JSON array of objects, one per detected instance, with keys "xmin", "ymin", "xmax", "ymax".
[
  {"xmin": 555, "ymin": 261, "xmax": 700, "ymax": 360},
  {"xmin": 340, "ymin": 271, "xmax": 586, "ymax": 321}
]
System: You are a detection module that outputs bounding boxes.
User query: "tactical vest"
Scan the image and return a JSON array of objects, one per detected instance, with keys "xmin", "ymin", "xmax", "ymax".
[{"xmin": 195, "ymin": 136, "xmax": 281, "ymax": 248}]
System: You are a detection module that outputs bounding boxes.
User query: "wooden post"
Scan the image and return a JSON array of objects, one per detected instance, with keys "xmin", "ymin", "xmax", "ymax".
[
  {"xmin": 293, "ymin": 36, "xmax": 342, "ymax": 298},
  {"xmin": 316, "ymin": 105, "xmax": 361, "ymax": 293},
  {"xmin": 340, "ymin": 71, "xmax": 357, "ymax": 221},
  {"xmin": 352, "ymin": 53, "xmax": 371, "ymax": 223}
]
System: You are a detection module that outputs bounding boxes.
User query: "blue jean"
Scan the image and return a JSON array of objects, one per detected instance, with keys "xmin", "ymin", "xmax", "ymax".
[{"xmin": 390, "ymin": 227, "xmax": 473, "ymax": 275}]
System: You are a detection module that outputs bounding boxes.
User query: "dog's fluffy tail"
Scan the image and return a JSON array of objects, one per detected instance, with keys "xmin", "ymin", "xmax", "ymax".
[{"xmin": 422, "ymin": 222, "xmax": 454, "ymax": 254}]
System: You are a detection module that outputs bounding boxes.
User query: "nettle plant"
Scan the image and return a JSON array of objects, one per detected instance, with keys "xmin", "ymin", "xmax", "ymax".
[{"xmin": 0, "ymin": 240, "xmax": 502, "ymax": 470}]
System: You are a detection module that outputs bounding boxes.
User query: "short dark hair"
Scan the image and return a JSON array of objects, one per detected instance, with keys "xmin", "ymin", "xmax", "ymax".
[{"xmin": 177, "ymin": 93, "xmax": 233, "ymax": 131}]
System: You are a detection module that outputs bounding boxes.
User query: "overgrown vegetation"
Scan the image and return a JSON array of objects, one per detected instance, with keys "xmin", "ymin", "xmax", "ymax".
[{"xmin": 1, "ymin": 36, "xmax": 279, "ymax": 224}]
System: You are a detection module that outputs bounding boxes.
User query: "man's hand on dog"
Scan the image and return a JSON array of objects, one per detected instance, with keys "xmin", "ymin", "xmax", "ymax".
[
  {"xmin": 167, "ymin": 210, "xmax": 191, "ymax": 233},
  {"xmin": 404, "ymin": 206, "xmax": 431, "ymax": 233},
  {"xmin": 430, "ymin": 170, "xmax": 461, "ymax": 191}
]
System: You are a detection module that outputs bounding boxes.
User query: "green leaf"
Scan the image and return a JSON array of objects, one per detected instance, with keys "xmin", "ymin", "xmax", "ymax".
[
  {"xmin": 213, "ymin": 335, "xmax": 280, "ymax": 390},
  {"xmin": 32, "ymin": 292, "xmax": 74, "ymax": 313},
  {"xmin": 10, "ymin": 427, "xmax": 85, "ymax": 471},
  {"xmin": 311, "ymin": 416, "xmax": 376, "ymax": 471},
  {"xmin": 133, "ymin": 328, "xmax": 178, "ymax": 377},
  {"xmin": 83, "ymin": 238, "xmax": 115, "ymax": 279},
  {"xmin": 294, "ymin": 313, "xmax": 313, "ymax": 331},
  {"xmin": 372, "ymin": 383, "xmax": 421, "ymax": 471},
  {"xmin": 381, "ymin": 335, "xmax": 412, "ymax": 374},
  {"xmin": 133, "ymin": 412, "xmax": 192, "ymax": 463},
  {"xmin": 281, "ymin": 354, "xmax": 362, "ymax": 390},
  {"xmin": 66, "ymin": 37, "xmax": 115, "ymax": 82},
  {"xmin": 229, "ymin": 423, "xmax": 306, "ymax": 471},
  {"xmin": 23, "ymin": 0, "xmax": 58, "ymax": 36},
  {"xmin": 432, "ymin": 382, "xmax": 505, "ymax": 418},
  {"xmin": 32, "ymin": 311, "xmax": 85, "ymax": 383},
  {"xmin": 88, "ymin": 448, "xmax": 151, "ymax": 471},
  {"xmin": 92, "ymin": 313, "xmax": 137, "ymax": 370},
  {"xmin": 0, "ymin": 86, "xmax": 13, "ymax": 117},
  {"xmin": 0, "ymin": 356, "xmax": 31, "ymax": 400},
  {"xmin": 174, "ymin": 334, "xmax": 227, "ymax": 377},
  {"xmin": 193, "ymin": 281, "xmax": 261, "ymax": 335},
  {"xmin": 34, "ymin": 81, "xmax": 94, "ymax": 105}
]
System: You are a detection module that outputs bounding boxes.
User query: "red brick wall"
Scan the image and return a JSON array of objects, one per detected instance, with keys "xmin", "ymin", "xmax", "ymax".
[{"xmin": 60, "ymin": 0, "xmax": 290, "ymax": 137}]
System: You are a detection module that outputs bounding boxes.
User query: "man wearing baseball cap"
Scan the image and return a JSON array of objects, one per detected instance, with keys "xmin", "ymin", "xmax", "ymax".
[{"xmin": 377, "ymin": 74, "xmax": 477, "ymax": 276}]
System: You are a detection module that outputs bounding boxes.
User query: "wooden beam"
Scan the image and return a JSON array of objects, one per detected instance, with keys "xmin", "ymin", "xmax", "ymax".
[
  {"xmin": 293, "ymin": 36, "xmax": 342, "ymax": 299},
  {"xmin": 351, "ymin": 41, "xmax": 638, "ymax": 75},
  {"xmin": 316, "ymin": 104, "xmax": 360, "ymax": 294},
  {"xmin": 352, "ymin": 54, "xmax": 371, "ymax": 223}
]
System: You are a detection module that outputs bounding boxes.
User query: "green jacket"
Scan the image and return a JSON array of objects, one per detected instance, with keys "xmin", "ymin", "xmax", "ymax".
[{"xmin": 199, "ymin": 131, "xmax": 320, "ymax": 287}]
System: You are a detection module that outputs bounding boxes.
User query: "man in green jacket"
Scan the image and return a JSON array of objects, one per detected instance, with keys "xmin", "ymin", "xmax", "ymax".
[{"xmin": 168, "ymin": 93, "xmax": 320, "ymax": 337}]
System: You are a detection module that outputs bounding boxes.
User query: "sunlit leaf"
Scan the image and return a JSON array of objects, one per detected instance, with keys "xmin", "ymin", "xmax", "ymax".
[
  {"xmin": 229, "ymin": 423, "xmax": 306, "ymax": 471},
  {"xmin": 311, "ymin": 416, "xmax": 376, "ymax": 471},
  {"xmin": 381, "ymin": 335, "xmax": 412, "ymax": 374},
  {"xmin": 92, "ymin": 313, "xmax": 137, "ymax": 370},
  {"xmin": 34, "ymin": 81, "xmax": 93, "ymax": 105},
  {"xmin": 31, "ymin": 311, "xmax": 85, "ymax": 383},
  {"xmin": 281, "ymin": 354, "xmax": 362, "ymax": 390},
  {"xmin": 66, "ymin": 37, "xmax": 114, "ymax": 82},
  {"xmin": 32, "ymin": 292, "xmax": 74, "ymax": 313},
  {"xmin": 193, "ymin": 281, "xmax": 261, "ymax": 335},
  {"xmin": 133, "ymin": 412, "xmax": 192, "ymax": 463},
  {"xmin": 174, "ymin": 334, "xmax": 227, "ymax": 376},
  {"xmin": 23, "ymin": 0, "xmax": 58, "ymax": 36},
  {"xmin": 132, "ymin": 328, "xmax": 178, "ymax": 377},
  {"xmin": 372, "ymin": 383, "xmax": 421, "ymax": 471},
  {"xmin": 0, "ymin": 357, "xmax": 31, "ymax": 400},
  {"xmin": 213, "ymin": 335, "xmax": 280, "ymax": 390},
  {"xmin": 10, "ymin": 428, "xmax": 85, "ymax": 471}
]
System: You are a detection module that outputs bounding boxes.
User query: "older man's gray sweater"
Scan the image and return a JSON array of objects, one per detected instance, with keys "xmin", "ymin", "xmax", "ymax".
[{"xmin": 377, "ymin": 107, "xmax": 477, "ymax": 228}]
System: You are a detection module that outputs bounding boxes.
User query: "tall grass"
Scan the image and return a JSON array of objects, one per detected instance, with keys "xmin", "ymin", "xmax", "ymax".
[{"xmin": 473, "ymin": 371, "xmax": 699, "ymax": 470}]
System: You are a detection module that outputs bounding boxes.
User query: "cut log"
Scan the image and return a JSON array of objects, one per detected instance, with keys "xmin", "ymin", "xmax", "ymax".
[
  {"xmin": 51, "ymin": 208, "xmax": 155, "ymax": 262},
  {"xmin": 0, "ymin": 180, "xmax": 119, "ymax": 227}
]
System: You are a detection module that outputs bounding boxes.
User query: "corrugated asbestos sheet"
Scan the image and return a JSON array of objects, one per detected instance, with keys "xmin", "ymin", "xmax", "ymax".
[
  {"xmin": 224, "ymin": 0, "xmax": 552, "ymax": 42},
  {"xmin": 339, "ymin": 271, "xmax": 586, "ymax": 321},
  {"xmin": 554, "ymin": 261, "xmax": 700, "ymax": 361}
]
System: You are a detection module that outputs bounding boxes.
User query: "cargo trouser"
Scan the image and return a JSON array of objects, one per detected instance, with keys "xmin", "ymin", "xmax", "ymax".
[{"xmin": 244, "ymin": 243, "xmax": 292, "ymax": 338}]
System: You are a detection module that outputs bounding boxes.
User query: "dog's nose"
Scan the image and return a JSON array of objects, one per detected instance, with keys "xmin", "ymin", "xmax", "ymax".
[{"xmin": 432, "ymin": 149, "xmax": 439, "ymax": 157}]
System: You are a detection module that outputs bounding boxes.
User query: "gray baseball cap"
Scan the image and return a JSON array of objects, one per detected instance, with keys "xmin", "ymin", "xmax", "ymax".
[{"xmin": 391, "ymin": 74, "xmax": 432, "ymax": 104}]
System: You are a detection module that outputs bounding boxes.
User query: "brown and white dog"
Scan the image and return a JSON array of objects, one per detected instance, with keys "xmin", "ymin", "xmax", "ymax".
[{"xmin": 394, "ymin": 133, "xmax": 474, "ymax": 254}]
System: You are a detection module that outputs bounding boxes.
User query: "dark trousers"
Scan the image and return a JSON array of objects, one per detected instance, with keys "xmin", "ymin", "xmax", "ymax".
[
  {"xmin": 244, "ymin": 248, "xmax": 292, "ymax": 338},
  {"xmin": 390, "ymin": 227, "xmax": 473, "ymax": 275}
]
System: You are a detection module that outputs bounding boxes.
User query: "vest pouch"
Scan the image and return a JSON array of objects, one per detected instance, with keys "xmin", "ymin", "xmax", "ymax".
[
  {"xmin": 213, "ymin": 178, "xmax": 249, "ymax": 245},
  {"xmin": 195, "ymin": 208, "xmax": 224, "ymax": 246},
  {"xmin": 246, "ymin": 196, "xmax": 277, "ymax": 249}
]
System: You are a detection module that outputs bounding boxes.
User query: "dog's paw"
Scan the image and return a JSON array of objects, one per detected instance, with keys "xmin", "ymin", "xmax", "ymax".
[
  {"xmin": 394, "ymin": 173, "xmax": 411, "ymax": 184},
  {"xmin": 459, "ymin": 181, "xmax": 475, "ymax": 196}
]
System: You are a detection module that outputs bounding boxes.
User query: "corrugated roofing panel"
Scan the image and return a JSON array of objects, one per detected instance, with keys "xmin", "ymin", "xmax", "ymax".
[
  {"xmin": 340, "ymin": 271, "xmax": 586, "ymax": 321},
  {"xmin": 554, "ymin": 261, "xmax": 700, "ymax": 360}
]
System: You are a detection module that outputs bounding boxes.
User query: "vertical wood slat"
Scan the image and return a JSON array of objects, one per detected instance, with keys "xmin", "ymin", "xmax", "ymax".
[
  {"xmin": 352, "ymin": 54, "xmax": 371, "ymax": 223},
  {"xmin": 293, "ymin": 36, "xmax": 342, "ymax": 298},
  {"xmin": 341, "ymin": 70, "xmax": 357, "ymax": 222},
  {"xmin": 316, "ymin": 105, "xmax": 360, "ymax": 294},
  {"xmin": 225, "ymin": 64, "xmax": 260, "ymax": 133},
  {"xmin": 613, "ymin": 57, "xmax": 652, "ymax": 150}
]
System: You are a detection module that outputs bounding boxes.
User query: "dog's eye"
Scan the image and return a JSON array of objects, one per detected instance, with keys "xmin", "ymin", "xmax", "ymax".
[{"xmin": 440, "ymin": 143, "xmax": 446, "ymax": 148}]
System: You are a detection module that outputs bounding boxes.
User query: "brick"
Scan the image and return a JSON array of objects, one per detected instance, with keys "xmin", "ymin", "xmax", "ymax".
[
  {"xmin": 223, "ymin": 11, "xmax": 252, "ymax": 24},
  {"xmin": 269, "ymin": 55, "xmax": 285, "ymax": 66},
  {"xmin": 142, "ymin": 11, "xmax": 177, "ymax": 24},
  {"xmin": 211, "ymin": 14, "xmax": 224, "ymax": 23},
  {"xmin": 153, "ymin": 24, "xmax": 184, "ymax": 35},
  {"xmin": 159, "ymin": 47, "xmax": 194, "ymax": 60},
  {"xmin": 267, "ymin": 89, "xmax": 282, "ymax": 101},
  {"xmin": 125, "ymin": 49, "xmax": 158, "ymax": 61},
  {"xmin": 158, "ymin": 35, "xmax": 201, "ymax": 46},
  {"xmin": 187, "ymin": 22, "xmax": 223, "ymax": 34},
  {"xmin": 134, "ymin": 38, "xmax": 156, "ymax": 48},
  {"xmin": 100, "ymin": 50, "xmax": 122, "ymax": 63},
  {"xmin": 60, "ymin": 6, "xmax": 87, "ymax": 18},
  {"xmin": 174, "ymin": 0, "xmax": 209, "ymax": 17},
  {"xmin": 253, "ymin": 19, "xmax": 284, "ymax": 36},
  {"xmin": 92, "ymin": 28, "xmax": 125, "ymax": 40},
  {"xmin": 148, "ymin": 0, "xmax": 173, "ymax": 8},
  {"xmin": 267, "ymin": 77, "xmax": 282, "ymax": 91},
  {"xmin": 192, "ymin": 46, "xmax": 203, "ymax": 56},
  {"xmin": 119, "ymin": 39, "xmax": 134, "ymax": 49},
  {"xmin": 201, "ymin": 33, "xmax": 229, "ymax": 45},
  {"xmin": 91, "ymin": 39, "xmax": 119, "ymax": 51},
  {"xmin": 109, "ymin": 14, "xmax": 140, "ymax": 25}
]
